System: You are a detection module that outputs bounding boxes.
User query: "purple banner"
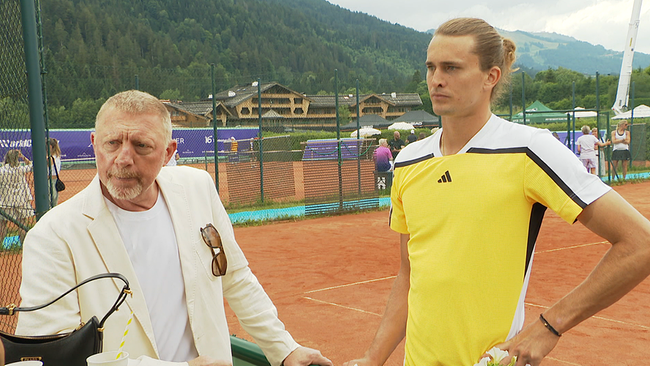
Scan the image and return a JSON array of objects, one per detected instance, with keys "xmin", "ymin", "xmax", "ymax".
[
  {"xmin": 0, "ymin": 128, "xmax": 259, "ymax": 162},
  {"xmin": 556, "ymin": 130, "xmax": 607, "ymax": 155},
  {"xmin": 173, "ymin": 128, "xmax": 259, "ymax": 158},
  {"xmin": 302, "ymin": 138, "xmax": 366, "ymax": 160}
]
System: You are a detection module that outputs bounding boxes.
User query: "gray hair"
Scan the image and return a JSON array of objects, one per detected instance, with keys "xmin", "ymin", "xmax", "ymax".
[{"xmin": 96, "ymin": 90, "xmax": 172, "ymax": 142}]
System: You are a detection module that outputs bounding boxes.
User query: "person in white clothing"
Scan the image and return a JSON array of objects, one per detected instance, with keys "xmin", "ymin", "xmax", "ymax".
[
  {"xmin": 47, "ymin": 138, "xmax": 63, "ymax": 205},
  {"xmin": 17, "ymin": 90, "xmax": 332, "ymax": 366},
  {"xmin": 0, "ymin": 149, "xmax": 34, "ymax": 243},
  {"xmin": 576, "ymin": 125, "xmax": 609, "ymax": 175},
  {"xmin": 591, "ymin": 128, "xmax": 607, "ymax": 176},
  {"xmin": 611, "ymin": 120, "xmax": 631, "ymax": 180}
]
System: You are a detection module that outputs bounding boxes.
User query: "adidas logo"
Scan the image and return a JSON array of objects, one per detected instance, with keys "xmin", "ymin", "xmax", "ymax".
[{"xmin": 437, "ymin": 170, "xmax": 452, "ymax": 183}]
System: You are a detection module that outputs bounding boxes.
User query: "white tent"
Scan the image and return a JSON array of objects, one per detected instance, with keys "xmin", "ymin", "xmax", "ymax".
[
  {"xmin": 567, "ymin": 107, "xmax": 598, "ymax": 119},
  {"xmin": 387, "ymin": 122, "xmax": 414, "ymax": 130},
  {"xmin": 612, "ymin": 104, "xmax": 650, "ymax": 119},
  {"xmin": 350, "ymin": 127, "xmax": 381, "ymax": 138}
]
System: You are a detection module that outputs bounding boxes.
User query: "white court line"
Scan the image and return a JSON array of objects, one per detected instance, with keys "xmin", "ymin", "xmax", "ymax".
[
  {"xmin": 304, "ymin": 275, "xmax": 397, "ymax": 294},
  {"xmin": 545, "ymin": 356, "xmax": 583, "ymax": 366},
  {"xmin": 525, "ymin": 302, "xmax": 650, "ymax": 331},
  {"xmin": 303, "ymin": 296, "xmax": 382, "ymax": 317},
  {"xmin": 535, "ymin": 241, "xmax": 608, "ymax": 254}
]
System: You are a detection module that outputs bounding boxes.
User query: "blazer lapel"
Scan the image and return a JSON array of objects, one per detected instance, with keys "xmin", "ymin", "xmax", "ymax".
[{"xmin": 82, "ymin": 175, "xmax": 159, "ymax": 356}]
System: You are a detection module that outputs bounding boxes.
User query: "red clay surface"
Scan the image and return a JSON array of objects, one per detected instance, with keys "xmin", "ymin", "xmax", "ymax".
[
  {"xmin": 228, "ymin": 181, "xmax": 650, "ymax": 366},
  {"xmin": 4, "ymin": 170, "xmax": 650, "ymax": 364}
]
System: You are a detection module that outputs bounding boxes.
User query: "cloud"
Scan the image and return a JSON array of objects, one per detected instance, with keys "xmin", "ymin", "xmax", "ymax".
[{"xmin": 327, "ymin": 0, "xmax": 650, "ymax": 54}]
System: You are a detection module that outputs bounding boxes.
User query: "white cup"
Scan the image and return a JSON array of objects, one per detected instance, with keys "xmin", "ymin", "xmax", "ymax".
[
  {"xmin": 6, "ymin": 362, "xmax": 43, "ymax": 366},
  {"xmin": 86, "ymin": 351, "xmax": 129, "ymax": 366}
]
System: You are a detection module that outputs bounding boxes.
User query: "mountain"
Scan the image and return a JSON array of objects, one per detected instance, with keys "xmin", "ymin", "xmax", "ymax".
[
  {"xmin": 427, "ymin": 27, "xmax": 650, "ymax": 75},
  {"xmin": 38, "ymin": 0, "xmax": 432, "ymax": 106},
  {"xmin": 36, "ymin": 0, "xmax": 649, "ymax": 110}
]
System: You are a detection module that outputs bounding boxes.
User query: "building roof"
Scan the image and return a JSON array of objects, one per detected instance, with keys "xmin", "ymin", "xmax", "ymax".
[
  {"xmin": 308, "ymin": 95, "xmax": 359, "ymax": 108},
  {"xmin": 340, "ymin": 114, "xmax": 391, "ymax": 130},
  {"xmin": 166, "ymin": 101, "xmax": 214, "ymax": 117},
  {"xmin": 262, "ymin": 109, "xmax": 283, "ymax": 119},
  {"xmin": 167, "ymin": 82, "xmax": 422, "ymax": 121},
  {"xmin": 309, "ymin": 93, "xmax": 422, "ymax": 108},
  {"xmin": 392, "ymin": 110, "xmax": 439, "ymax": 124},
  {"xmin": 213, "ymin": 82, "xmax": 309, "ymax": 107}
]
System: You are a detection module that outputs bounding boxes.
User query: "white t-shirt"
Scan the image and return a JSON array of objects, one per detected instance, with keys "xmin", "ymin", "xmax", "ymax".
[
  {"xmin": 613, "ymin": 130, "xmax": 629, "ymax": 151},
  {"xmin": 105, "ymin": 192, "xmax": 198, "ymax": 362},
  {"xmin": 50, "ymin": 155, "xmax": 62, "ymax": 176},
  {"xmin": 576, "ymin": 134, "xmax": 598, "ymax": 159}
]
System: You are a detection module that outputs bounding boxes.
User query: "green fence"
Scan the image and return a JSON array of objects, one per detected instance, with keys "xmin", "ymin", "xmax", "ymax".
[{"xmin": 1, "ymin": 0, "xmax": 34, "ymax": 334}]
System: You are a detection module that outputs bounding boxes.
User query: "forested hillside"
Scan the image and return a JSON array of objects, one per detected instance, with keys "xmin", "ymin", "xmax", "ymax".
[
  {"xmin": 40, "ymin": 0, "xmax": 430, "ymax": 108},
  {"xmin": 6, "ymin": 0, "xmax": 647, "ymax": 129}
]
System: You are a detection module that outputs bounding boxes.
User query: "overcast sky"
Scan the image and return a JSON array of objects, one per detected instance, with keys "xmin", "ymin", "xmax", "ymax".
[{"xmin": 326, "ymin": 0, "xmax": 650, "ymax": 55}]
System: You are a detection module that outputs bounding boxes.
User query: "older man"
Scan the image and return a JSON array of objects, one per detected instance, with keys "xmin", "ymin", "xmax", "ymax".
[{"xmin": 17, "ymin": 90, "xmax": 332, "ymax": 366}]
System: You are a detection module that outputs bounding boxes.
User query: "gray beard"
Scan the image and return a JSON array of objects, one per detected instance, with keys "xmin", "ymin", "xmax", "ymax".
[{"xmin": 106, "ymin": 179, "xmax": 143, "ymax": 201}]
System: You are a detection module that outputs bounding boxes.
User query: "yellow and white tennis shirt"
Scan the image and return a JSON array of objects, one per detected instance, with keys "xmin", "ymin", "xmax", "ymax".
[{"xmin": 390, "ymin": 114, "xmax": 610, "ymax": 366}]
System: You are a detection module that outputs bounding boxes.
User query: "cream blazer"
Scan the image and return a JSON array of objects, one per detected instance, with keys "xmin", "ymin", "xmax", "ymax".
[{"xmin": 17, "ymin": 166, "xmax": 299, "ymax": 366}]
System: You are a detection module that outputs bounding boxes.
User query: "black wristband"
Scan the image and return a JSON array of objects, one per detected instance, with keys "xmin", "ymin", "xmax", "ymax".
[{"xmin": 539, "ymin": 313, "xmax": 562, "ymax": 337}]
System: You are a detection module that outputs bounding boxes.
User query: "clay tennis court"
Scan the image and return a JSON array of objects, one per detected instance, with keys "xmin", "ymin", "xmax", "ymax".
[
  {"xmin": 3, "ymin": 167, "xmax": 650, "ymax": 364},
  {"xmin": 227, "ymin": 181, "xmax": 650, "ymax": 366}
]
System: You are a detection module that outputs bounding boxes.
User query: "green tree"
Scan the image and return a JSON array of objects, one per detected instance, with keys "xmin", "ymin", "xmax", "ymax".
[
  {"xmin": 160, "ymin": 89, "xmax": 184, "ymax": 101},
  {"xmin": 338, "ymin": 105, "xmax": 351, "ymax": 123}
]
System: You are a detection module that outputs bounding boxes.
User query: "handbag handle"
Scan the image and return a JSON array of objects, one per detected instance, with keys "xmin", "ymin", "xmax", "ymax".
[
  {"xmin": 50, "ymin": 155, "xmax": 61, "ymax": 179},
  {"xmin": 1, "ymin": 272, "xmax": 131, "ymax": 329}
]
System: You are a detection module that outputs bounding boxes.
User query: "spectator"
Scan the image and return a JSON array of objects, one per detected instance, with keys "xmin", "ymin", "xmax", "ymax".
[
  {"xmin": 611, "ymin": 120, "xmax": 631, "ymax": 180},
  {"xmin": 230, "ymin": 136, "xmax": 239, "ymax": 153},
  {"xmin": 388, "ymin": 131, "xmax": 405, "ymax": 159},
  {"xmin": 0, "ymin": 149, "xmax": 34, "ymax": 244},
  {"xmin": 592, "ymin": 127, "xmax": 607, "ymax": 175},
  {"xmin": 406, "ymin": 130, "xmax": 417, "ymax": 144},
  {"xmin": 373, "ymin": 139, "xmax": 393, "ymax": 172},
  {"xmin": 17, "ymin": 90, "xmax": 332, "ymax": 366},
  {"xmin": 418, "ymin": 132, "xmax": 427, "ymax": 140},
  {"xmin": 48, "ymin": 138, "xmax": 62, "ymax": 205},
  {"xmin": 576, "ymin": 125, "xmax": 609, "ymax": 175}
]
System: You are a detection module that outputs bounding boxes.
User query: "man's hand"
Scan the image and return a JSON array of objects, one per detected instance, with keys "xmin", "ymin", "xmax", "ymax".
[
  {"xmin": 187, "ymin": 356, "xmax": 231, "ymax": 366},
  {"xmin": 487, "ymin": 320, "xmax": 560, "ymax": 366},
  {"xmin": 282, "ymin": 346, "xmax": 332, "ymax": 366}
]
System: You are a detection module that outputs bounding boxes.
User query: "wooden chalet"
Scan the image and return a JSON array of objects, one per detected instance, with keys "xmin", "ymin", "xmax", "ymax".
[{"xmin": 163, "ymin": 82, "xmax": 423, "ymax": 130}]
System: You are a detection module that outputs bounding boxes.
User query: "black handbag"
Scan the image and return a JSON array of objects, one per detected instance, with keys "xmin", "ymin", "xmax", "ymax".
[
  {"xmin": 55, "ymin": 178, "xmax": 66, "ymax": 192},
  {"xmin": 0, "ymin": 273, "xmax": 130, "ymax": 366},
  {"xmin": 52, "ymin": 158, "xmax": 65, "ymax": 192}
]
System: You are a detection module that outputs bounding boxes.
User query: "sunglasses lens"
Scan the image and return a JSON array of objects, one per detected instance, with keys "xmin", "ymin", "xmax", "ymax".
[
  {"xmin": 202, "ymin": 225, "xmax": 227, "ymax": 276},
  {"xmin": 215, "ymin": 251, "xmax": 227, "ymax": 276}
]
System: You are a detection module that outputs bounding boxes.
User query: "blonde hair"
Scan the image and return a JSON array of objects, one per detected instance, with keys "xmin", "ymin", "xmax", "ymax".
[
  {"xmin": 4, "ymin": 150, "xmax": 21, "ymax": 167},
  {"xmin": 96, "ymin": 90, "xmax": 172, "ymax": 141},
  {"xmin": 378, "ymin": 138, "xmax": 388, "ymax": 147},
  {"xmin": 48, "ymin": 138, "xmax": 61, "ymax": 157},
  {"xmin": 434, "ymin": 18, "xmax": 517, "ymax": 102}
]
